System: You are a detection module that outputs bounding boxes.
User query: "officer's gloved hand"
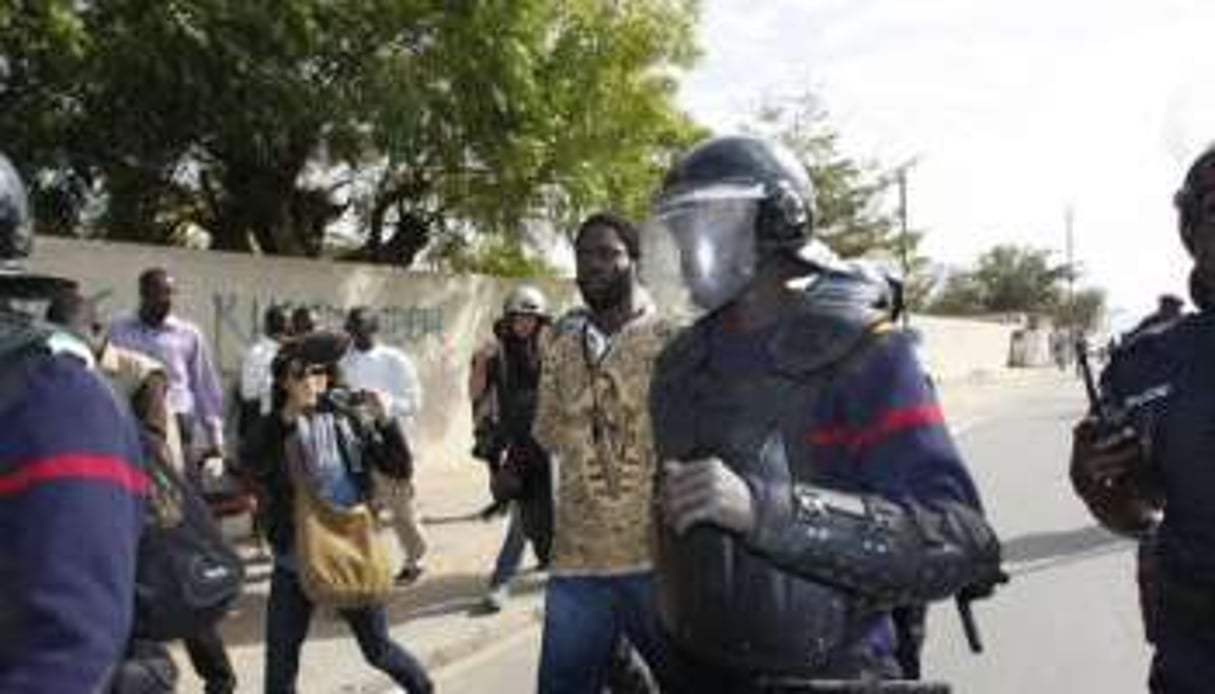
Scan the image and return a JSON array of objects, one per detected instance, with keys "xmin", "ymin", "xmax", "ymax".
[
  {"xmin": 661, "ymin": 458, "xmax": 756, "ymax": 536},
  {"xmin": 1070, "ymin": 418, "xmax": 1158, "ymax": 537}
]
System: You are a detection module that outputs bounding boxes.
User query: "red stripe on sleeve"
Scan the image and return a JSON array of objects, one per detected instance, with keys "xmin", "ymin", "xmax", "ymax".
[
  {"xmin": 0, "ymin": 454, "xmax": 149, "ymax": 497},
  {"xmin": 809, "ymin": 403, "xmax": 945, "ymax": 454}
]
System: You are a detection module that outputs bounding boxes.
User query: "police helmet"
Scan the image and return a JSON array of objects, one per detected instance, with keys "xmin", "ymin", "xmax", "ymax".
[
  {"xmin": 657, "ymin": 135, "xmax": 816, "ymax": 251},
  {"xmin": 502, "ymin": 285, "xmax": 549, "ymax": 318}
]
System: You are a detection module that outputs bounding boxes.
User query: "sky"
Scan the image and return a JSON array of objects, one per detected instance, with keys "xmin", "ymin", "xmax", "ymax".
[{"xmin": 678, "ymin": 0, "xmax": 1215, "ymax": 326}]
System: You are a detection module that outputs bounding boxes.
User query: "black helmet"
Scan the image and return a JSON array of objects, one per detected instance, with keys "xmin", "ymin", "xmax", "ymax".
[
  {"xmin": 658, "ymin": 135, "xmax": 816, "ymax": 250},
  {"xmin": 1175, "ymin": 144, "xmax": 1215, "ymax": 255},
  {"xmin": 0, "ymin": 154, "xmax": 73, "ymax": 300}
]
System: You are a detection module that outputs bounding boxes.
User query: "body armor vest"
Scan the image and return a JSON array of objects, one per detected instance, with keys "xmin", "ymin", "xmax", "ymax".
[{"xmin": 651, "ymin": 304, "xmax": 890, "ymax": 677}]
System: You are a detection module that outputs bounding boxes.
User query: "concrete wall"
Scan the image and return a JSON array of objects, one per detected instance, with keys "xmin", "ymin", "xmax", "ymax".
[
  {"xmin": 29, "ymin": 237, "xmax": 1015, "ymax": 463},
  {"xmin": 29, "ymin": 237, "xmax": 575, "ymax": 465},
  {"xmin": 907, "ymin": 314, "xmax": 1019, "ymax": 382}
]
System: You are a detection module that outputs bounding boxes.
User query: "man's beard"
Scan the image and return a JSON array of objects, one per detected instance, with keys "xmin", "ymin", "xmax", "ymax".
[
  {"xmin": 141, "ymin": 305, "xmax": 170, "ymax": 326},
  {"xmin": 578, "ymin": 273, "xmax": 631, "ymax": 313}
]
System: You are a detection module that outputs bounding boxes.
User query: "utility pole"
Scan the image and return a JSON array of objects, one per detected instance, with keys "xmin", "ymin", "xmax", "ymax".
[
  {"xmin": 1065, "ymin": 204, "xmax": 1080, "ymax": 367},
  {"xmin": 1065, "ymin": 204, "xmax": 1076, "ymax": 311}
]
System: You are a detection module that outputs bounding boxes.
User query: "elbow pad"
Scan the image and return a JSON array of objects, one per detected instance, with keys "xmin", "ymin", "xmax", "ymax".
[{"xmin": 749, "ymin": 484, "xmax": 1003, "ymax": 608}]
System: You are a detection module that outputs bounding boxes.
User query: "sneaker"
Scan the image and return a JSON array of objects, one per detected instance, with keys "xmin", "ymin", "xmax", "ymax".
[
  {"xmin": 475, "ymin": 587, "xmax": 507, "ymax": 615},
  {"xmin": 395, "ymin": 565, "xmax": 424, "ymax": 585}
]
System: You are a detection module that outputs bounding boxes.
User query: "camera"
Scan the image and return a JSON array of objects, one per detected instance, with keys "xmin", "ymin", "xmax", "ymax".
[{"xmin": 321, "ymin": 387, "xmax": 377, "ymax": 426}]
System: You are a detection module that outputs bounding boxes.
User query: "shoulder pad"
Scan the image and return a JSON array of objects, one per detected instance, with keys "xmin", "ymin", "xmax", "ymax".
[
  {"xmin": 769, "ymin": 310, "xmax": 890, "ymax": 377},
  {"xmin": 652, "ymin": 322, "xmax": 708, "ymax": 390},
  {"xmin": 1110, "ymin": 314, "xmax": 1199, "ymax": 370}
]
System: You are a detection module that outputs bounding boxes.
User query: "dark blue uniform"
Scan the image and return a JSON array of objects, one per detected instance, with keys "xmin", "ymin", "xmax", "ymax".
[
  {"xmin": 0, "ymin": 341, "xmax": 147, "ymax": 692},
  {"xmin": 651, "ymin": 290, "xmax": 1001, "ymax": 690},
  {"xmin": 1101, "ymin": 312, "xmax": 1215, "ymax": 693}
]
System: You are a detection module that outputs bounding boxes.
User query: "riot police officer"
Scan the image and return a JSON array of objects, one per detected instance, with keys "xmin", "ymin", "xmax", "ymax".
[
  {"xmin": 1071, "ymin": 144, "xmax": 1215, "ymax": 693},
  {"xmin": 0, "ymin": 154, "xmax": 147, "ymax": 691},
  {"xmin": 646, "ymin": 136, "xmax": 1004, "ymax": 692}
]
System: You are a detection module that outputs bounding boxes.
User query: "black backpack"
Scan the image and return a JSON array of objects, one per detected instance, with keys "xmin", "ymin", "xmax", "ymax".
[
  {"xmin": 9, "ymin": 322, "xmax": 246, "ymax": 642},
  {"xmin": 132, "ymin": 446, "xmax": 245, "ymax": 642}
]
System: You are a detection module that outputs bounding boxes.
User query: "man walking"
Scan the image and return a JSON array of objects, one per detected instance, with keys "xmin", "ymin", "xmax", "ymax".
[
  {"xmin": 533, "ymin": 212, "xmax": 679, "ymax": 693},
  {"xmin": 241, "ymin": 304, "xmax": 291, "ymax": 421},
  {"xmin": 108, "ymin": 267, "xmax": 236, "ymax": 694},
  {"xmin": 340, "ymin": 306, "xmax": 427, "ymax": 583}
]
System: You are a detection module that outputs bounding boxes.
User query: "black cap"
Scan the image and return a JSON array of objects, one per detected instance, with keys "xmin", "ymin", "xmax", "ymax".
[{"xmin": 274, "ymin": 330, "xmax": 349, "ymax": 370}]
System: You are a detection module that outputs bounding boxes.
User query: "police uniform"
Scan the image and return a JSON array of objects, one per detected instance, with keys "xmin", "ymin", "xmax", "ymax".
[
  {"xmin": 1098, "ymin": 311, "xmax": 1215, "ymax": 693},
  {"xmin": 647, "ymin": 136, "xmax": 1003, "ymax": 692}
]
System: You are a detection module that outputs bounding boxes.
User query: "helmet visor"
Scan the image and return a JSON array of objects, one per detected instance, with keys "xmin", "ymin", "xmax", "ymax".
[{"xmin": 644, "ymin": 184, "xmax": 763, "ymax": 315}]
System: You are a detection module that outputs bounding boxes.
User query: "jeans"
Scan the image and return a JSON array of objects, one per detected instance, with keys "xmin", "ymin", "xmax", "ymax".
[
  {"xmin": 264, "ymin": 566, "xmax": 432, "ymax": 694},
  {"xmin": 537, "ymin": 573, "xmax": 678, "ymax": 694},
  {"xmin": 489, "ymin": 504, "xmax": 528, "ymax": 589}
]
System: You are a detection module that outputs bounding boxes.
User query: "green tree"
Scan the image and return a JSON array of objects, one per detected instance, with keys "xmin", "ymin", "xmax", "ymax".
[
  {"xmin": 1053, "ymin": 286, "xmax": 1107, "ymax": 334},
  {"xmin": 928, "ymin": 244, "xmax": 1074, "ymax": 316},
  {"xmin": 930, "ymin": 272, "xmax": 986, "ymax": 315},
  {"xmin": 436, "ymin": 234, "xmax": 558, "ymax": 278},
  {"xmin": 1, "ymin": 0, "xmax": 704, "ymax": 267}
]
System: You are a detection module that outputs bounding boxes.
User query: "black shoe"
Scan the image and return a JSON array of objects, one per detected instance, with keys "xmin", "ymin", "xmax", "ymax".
[{"xmin": 395, "ymin": 565, "xmax": 424, "ymax": 585}]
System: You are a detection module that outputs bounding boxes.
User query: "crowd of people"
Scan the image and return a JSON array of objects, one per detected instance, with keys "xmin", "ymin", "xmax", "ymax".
[
  {"xmin": 0, "ymin": 149, "xmax": 441, "ymax": 692},
  {"xmin": 17, "ymin": 129, "xmax": 1215, "ymax": 694}
]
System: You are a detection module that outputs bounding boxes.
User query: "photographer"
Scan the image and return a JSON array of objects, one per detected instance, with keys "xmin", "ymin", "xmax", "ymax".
[
  {"xmin": 469, "ymin": 285, "xmax": 554, "ymax": 613},
  {"xmin": 244, "ymin": 332, "xmax": 432, "ymax": 694}
]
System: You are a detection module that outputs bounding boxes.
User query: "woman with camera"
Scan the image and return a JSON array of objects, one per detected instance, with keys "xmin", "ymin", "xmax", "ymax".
[{"xmin": 244, "ymin": 332, "xmax": 432, "ymax": 694}]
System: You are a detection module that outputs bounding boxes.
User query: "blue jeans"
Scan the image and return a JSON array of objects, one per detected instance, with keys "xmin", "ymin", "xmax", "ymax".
[
  {"xmin": 264, "ymin": 566, "xmax": 432, "ymax": 694},
  {"xmin": 489, "ymin": 504, "xmax": 528, "ymax": 589},
  {"xmin": 537, "ymin": 572, "xmax": 678, "ymax": 693}
]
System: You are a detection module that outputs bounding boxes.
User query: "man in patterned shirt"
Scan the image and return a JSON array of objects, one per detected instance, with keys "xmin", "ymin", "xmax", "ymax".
[{"xmin": 532, "ymin": 212, "xmax": 679, "ymax": 693}]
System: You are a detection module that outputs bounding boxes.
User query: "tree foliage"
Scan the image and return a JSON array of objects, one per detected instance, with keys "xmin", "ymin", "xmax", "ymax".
[
  {"xmin": 1053, "ymin": 286, "xmax": 1107, "ymax": 334},
  {"xmin": 931, "ymin": 245, "xmax": 1068, "ymax": 314},
  {"xmin": 1, "ymin": 0, "xmax": 704, "ymax": 267},
  {"xmin": 435, "ymin": 234, "xmax": 558, "ymax": 279},
  {"xmin": 928, "ymin": 243, "xmax": 1105, "ymax": 332}
]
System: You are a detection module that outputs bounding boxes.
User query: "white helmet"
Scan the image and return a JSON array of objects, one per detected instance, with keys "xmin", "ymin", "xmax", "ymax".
[{"xmin": 502, "ymin": 285, "xmax": 549, "ymax": 318}]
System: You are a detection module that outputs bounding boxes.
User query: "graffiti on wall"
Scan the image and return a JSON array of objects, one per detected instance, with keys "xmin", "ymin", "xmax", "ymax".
[{"xmin": 211, "ymin": 292, "xmax": 445, "ymax": 348}]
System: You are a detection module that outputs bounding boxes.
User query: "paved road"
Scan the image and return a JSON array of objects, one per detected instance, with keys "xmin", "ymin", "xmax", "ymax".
[
  {"xmin": 435, "ymin": 619, "xmax": 541, "ymax": 693},
  {"xmin": 923, "ymin": 374, "xmax": 1148, "ymax": 693},
  {"xmin": 437, "ymin": 372, "xmax": 1153, "ymax": 693}
]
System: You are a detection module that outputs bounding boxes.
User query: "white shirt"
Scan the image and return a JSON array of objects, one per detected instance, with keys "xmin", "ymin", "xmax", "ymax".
[
  {"xmin": 240, "ymin": 335, "xmax": 281, "ymax": 415},
  {"xmin": 339, "ymin": 343, "xmax": 423, "ymax": 422}
]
